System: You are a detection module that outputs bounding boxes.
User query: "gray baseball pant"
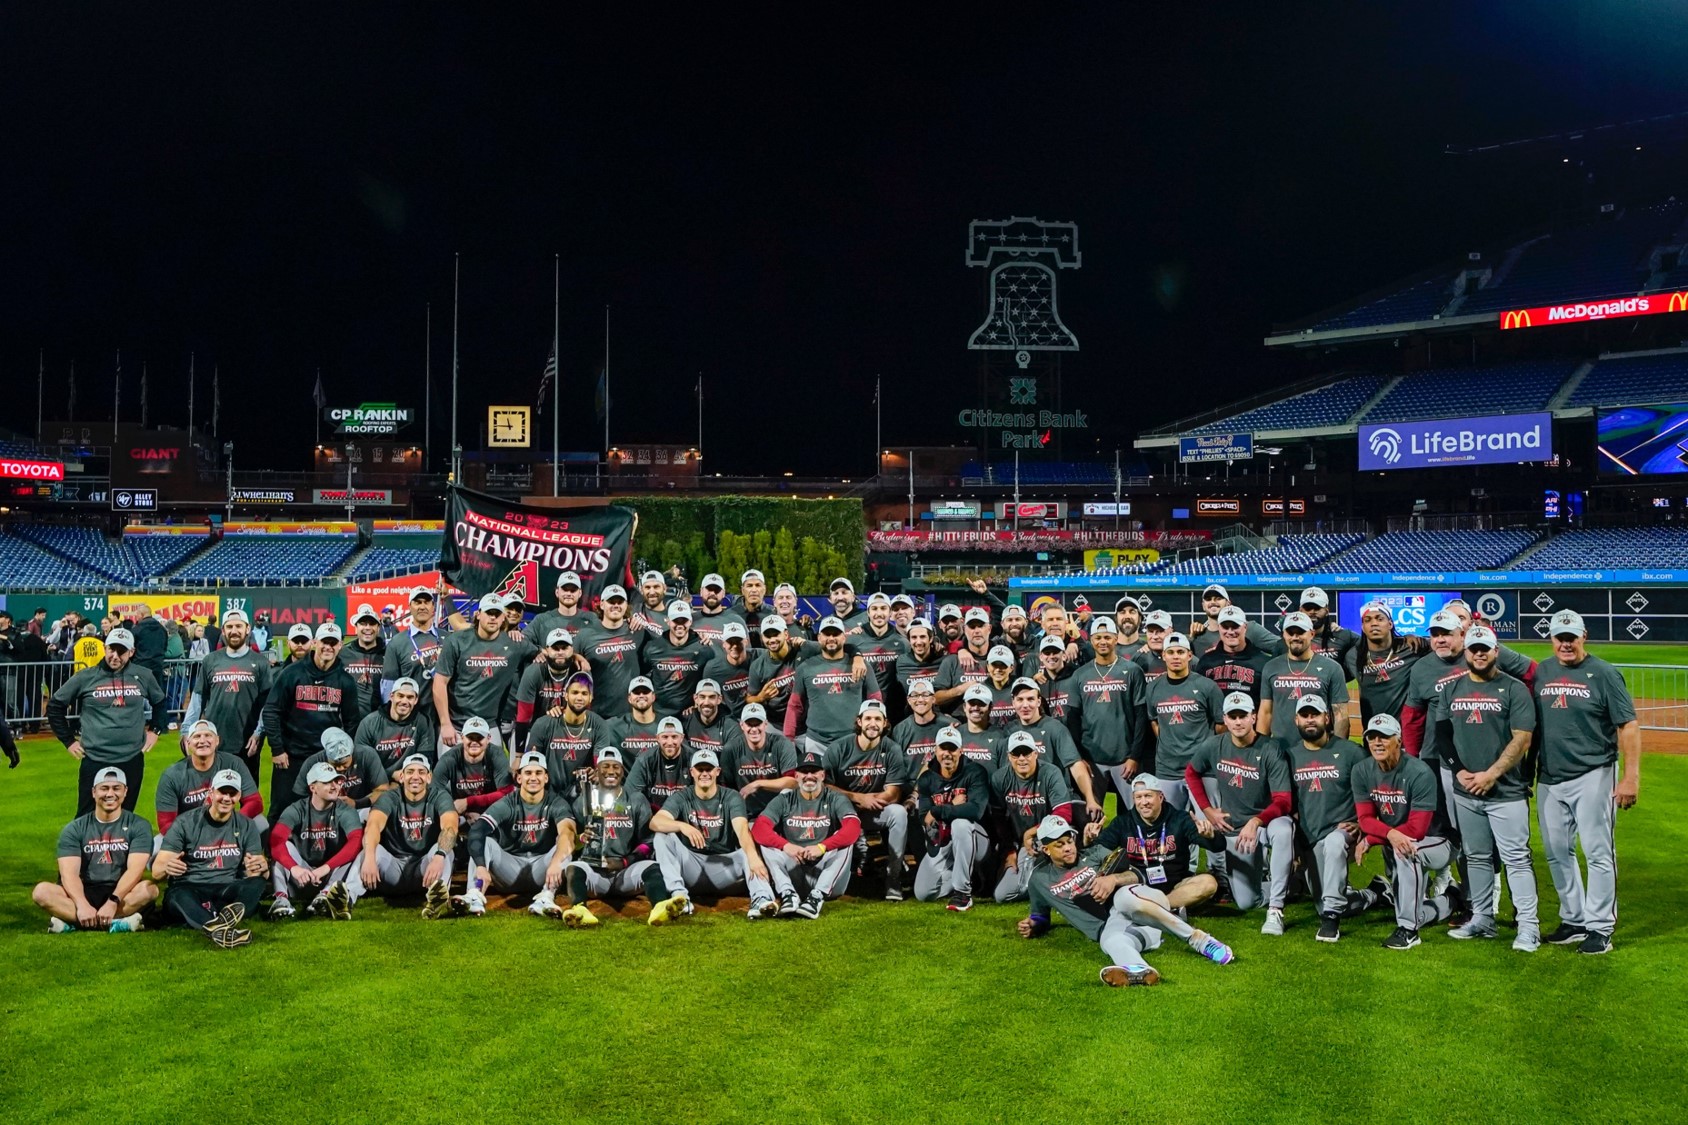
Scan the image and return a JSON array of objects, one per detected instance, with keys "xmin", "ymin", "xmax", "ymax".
[
  {"xmin": 481, "ymin": 840, "xmax": 556, "ymax": 894},
  {"xmin": 1223, "ymin": 816, "xmax": 1294, "ymax": 911},
  {"xmin": 913, "ymin": 819, "xmax": 991, "ymax": 900},
  {"xmin": 1099, "ymin": 910, "xmax": 1165, "ymax": 972},
  {"xmin": 271, "ymin": 843, "xmax": 353, "ymax": 899},
  {"xmin": 994, "ymin": 846, "xmax": 1034, "ymax": 902},
  {"xmin": 1537, "ymin": 764, "xmax": 1618, "ymax": 936},
  {"xmin": 653, "ymin": 834, "xmax": 772, "ymax": 901},
  {"xmin": 1300, "ymin": 827, "xmax": 1353, "ymax": 917},
  {"xmin": 1381, "ymin": 835, "xmax": 1456, "ymax": 929},
  {"xmin": 1198, "ymin": 777, "xmax": 1230, "ymax": 881},
  {"xmin": 867, "ymin": 803, "xmax": 909, "ymax": 875},
  {"xmin": 563, "ymin": 859, "xmax": 655, "ymax": 899},
  {"xmin": 760, "ymin": 846, "xmax": 852, "ymax": 899},
  {"xmin": 1452, "ymin": 792, "xmax": 1538, "ymax": 927},
  {"xmin": 347, "ymin": 846, "xmax": 454, "ymax": 903}
]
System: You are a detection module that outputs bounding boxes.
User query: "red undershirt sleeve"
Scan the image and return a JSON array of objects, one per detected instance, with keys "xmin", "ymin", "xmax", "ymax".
[{"xmin": 821, "ymin": 814, "xmax": 862, "ymax": 850}]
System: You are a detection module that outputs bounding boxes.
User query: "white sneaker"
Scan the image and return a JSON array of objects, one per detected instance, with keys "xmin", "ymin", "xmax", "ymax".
[
  {"xmin": 1512, "ymin": 925, "xmax": 1541, "ymax": 953},
  {"xmin": 48, "ymin": 918, "xmax": 72, "ymax": 934},
  {"xmin": 1449, "ymin": 918, "xmax": 1498, "ymax": 940},
  {"xmin": 452, "ymin": 888, "xmax": 487, "ymax": 916},
  {"xmin": 108, "ymin": 914, "xmax": 144, "ymax": 933},
  {"xmin": 1429, "ymin": 866, "xmax": 1454, "ymax": 898},
  {"xmin": 1260, "ymin": 907, "xmax": 1285, "ymax": 936},
  {"xmin": 528, "ymin": 892, "xmax": 562, "ymax": 919}
]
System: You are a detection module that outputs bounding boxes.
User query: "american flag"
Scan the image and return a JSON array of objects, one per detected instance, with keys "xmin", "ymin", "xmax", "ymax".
[{"xmin": 537, "ymin": 342, "xmax": 558, "ymax": 410}]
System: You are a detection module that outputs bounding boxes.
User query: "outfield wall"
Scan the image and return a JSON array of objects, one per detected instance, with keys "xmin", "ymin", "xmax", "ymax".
[{"xmin": 1010, "ymin": 571, "xmax": 1688, "ymax": 643}]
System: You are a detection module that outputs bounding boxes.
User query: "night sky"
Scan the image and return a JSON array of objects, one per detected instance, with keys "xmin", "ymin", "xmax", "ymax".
[{"xmin": 6, "ymin": 4, "xmax": 1688, "ymax": 474}]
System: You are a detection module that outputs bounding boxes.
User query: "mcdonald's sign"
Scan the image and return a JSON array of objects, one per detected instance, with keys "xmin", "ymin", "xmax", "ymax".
[{"xmin": 1499, "ymin": 292, "xmax": 1688, "ymax": 330}]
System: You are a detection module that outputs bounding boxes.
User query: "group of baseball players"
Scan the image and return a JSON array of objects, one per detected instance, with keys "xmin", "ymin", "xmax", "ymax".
[{"xmin": 32, "ymin": 569, "xmax": 1640, "ymax": 986}]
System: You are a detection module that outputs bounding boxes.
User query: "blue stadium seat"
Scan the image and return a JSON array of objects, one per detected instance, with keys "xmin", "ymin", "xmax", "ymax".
[
  {"xmin": 170, "ymin": 536, "xmax": 358, "ymax": 586},
  {"xmin": 0, "ymin": 530, "xmax": 114, "ymax": 588},
  {"xmin": 1326, "ymin": 529, "xmax": 1541, "ymax": 572},
  {"xmin": 125, "ymin": 533, "xmax": 210, "ymax": 579},
  {"xmin": 1185, "ymin": 375, "xmax": 1387, "ymax": 436},
  {"xmin": 345, "ymin": 547, "xmax": 439, "ymax": 581},
  {"xmin": 1462, "ymin": 205, "xmax": 1683, "ymax": 315},
  {"xmin": 1310, "ymin": 275, "xmax": 1455, "ymax": 331},
  {"xmin": 1153, "ymin": 534, "xmax": 1364, "ymax": 577},
  {"xmin": 1361, "ymin": 360, "xmax": 1576, "ymax": 424},
  {"xmin": 13, "ymin": 526, "xmax": 131, "ymax": 582},
  {"xmin": 1567, "ymin": 352, "xmax": 1688, "ymax": 408},
  {"xmin": 1519, "ymin": 527, "xmax": 1688, "ymax": 570}
]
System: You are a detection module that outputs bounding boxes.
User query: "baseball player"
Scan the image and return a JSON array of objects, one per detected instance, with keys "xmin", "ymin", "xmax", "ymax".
[
  {"xmin": 991, "ymin": 602, "xmax": 1035, "ymax": 664},
  {"xmin": 1028, "ymin": 634, "xmax": 1078, "ymax": 723},
  {"xmin": 1284, "ymin": 695, "xmax": 1381, "ymax": 943},
  {"xmin": 1355, "ymin": 600, "xmax": 1426, "ymax": 725},
  {"xmin": 607, "ymin": 676, "xmax": 663, "ymax": 759},
  {"xmin": 1188, "ymin": 584, "xmax": 1281, "ymax": 656},
  {"xmin": 152, "ymin": 769, "xmax": 269, "ymax": 948},
  {"xmin": 990, "ymin": 728, "xmax": 1077, "ymax": 903},
  {"xmin": 433, "ymin": 593, "xmax": 534, "ymax": 752},
  {"xmin": 1019, "ymin": 814, "xmax": 1234, "ymax": 987},
  {"xmin": 683, "ymin": 678, "xmax": 747, "ymax": 777},
  {"xmin": 558, "ymin": 748, "xmax": 656, "ymax": 927},
  {"xmin": 824, "ymin": 700, "xmax": 911, "ymax": 900},
  {"xmin": 786, "ymin": 616, "xmax": 881, "ymax": 754},
  {"xmin": 1351, "ymin": 714, "xmax": 1464, "ymax": 950},
  {"xmin": 1295, "ymin": 587, "xmax": 1360, "ymax": 676},
  {"xmin": 955, "ymin": 683, "xmax": 1007, "ymax": 771},
  {"xmin": 701, "ymin": 620, "xmax": 754, "ymax": 714},
  {"xmin": 1066, "ymin": 616, "xmax": 1149, "ymax": 800},
  {"xmin": 1429, "ymin": 625, "xmax": 1540, "ymax": 951},
  {"xmin": 890, "ymin": 677, "xmax": 946, "ymax": 782},
  {"xmin": 528, "ymin": 571, "xmax": 590, "ymax": 650},
  {"xmin": 1112, "ymin": 596, "xmax": 1144, "ymax": 647},
  {"xmin": 1002, "ymin": 675, "xmax": 1099, "ymax": 818},
  {"xmin": 433, "ymin": 715, "xmax": 515, "ymax": 815},
  {"xmin": 893, "ymin": 620, "xmax": 946, "ymax": 700},
  {"xmin": 632, "ymin": 569, "xmax": 674, "ymax": 638},
  {"xmin": 262, "ymin": 620, "xmax": 368, "ymax": 819},
  {"xmin": 932, "ymin": 607, "xmax": 995, "ymax": 712},
  {"xmin": 912, "ymin": 729, "xmax": 993, "ymax": 912},
  {"xmin": 1257, "ymin": 612, "xmax": 1351, "ymax": 742},
  {"xmin": 1184, "ymin": 692, "xmax": 1295, "ymax": 935},
  {"xmin": 182, "ymin": 607, "xmax": 272, "ymax": 766},
  {"xmin": 689, "ymin": 572, "xmax": 745, "ymax": 647},
  {"xmin": 513, "ymin": 627, "xmax": 588, "ymax": 749},
  {"xmin": 889, "ymin": 592, "xmax": 918, "ymax": 635},
  {"xmin": 571, "ymin": 584, "xmax": 645, "ymax": 718},
  {"xmin": 974, "ymin": 645, "xmax": 1020, "ymax": 726},
  {"xmin": 339, "ymin": 603, "xmax": 388, "ymax": 713},
  {"xmin": 526, "ymin": 670, "xmax": 612, "ymax": 799},
  {"xmin": 33, "ymin": 767, "xmax": 158, "ymax": 933},
  {"xmin": 380, "ymin": 586, "xmax": 444, "ymax": 702},
  {"xmin": 849, "ymin": 592, "xmax": 910, "ymax": 706},
  {"xmin": 289, "ymin": 725, "xmax": 391, "ymax": 814},
  {"xmin": 1132, "ymin": 610, "xmax": 1171, "ymax": 684},
  {"xmin": 733, "ymin": 702, "xmax": 798, "ymax": 818},
  {"xmin": 354, "ymin": 676, "xmax": 438, "ymax": 773},
  {"xmin": 355, "ymin": 754, "xmax": 458, "ymax": 918},
  {"xmin": 644, "ymin": 749, "xmax": 775, "ymax": 923},
  {"xmin": 625, "ymin": 716, "xmax": 692, "ymax": 808},
  {"xmin": 1195, "ymin": 605, "xmax": 1274, "ymax": 703},
  {"xmin": 153, "ymin": 719, "xmax": 264, "ymax": 836},
  {"xmin": 269, "ymin": 762, "xmax": 363, "ymax": 921},
  {"xmin": 826, "ymin": 576, "xmax": 867, "ymax": 630},
  {"xmin": 456, "ymin": 751, "xmax": 573, "ymax": 918},
  {"xmin": 751, "ymin": 750, "xmax": 862, "ymax": 917},
  {"xmin": 1086, "ymin": 776, "xmax": 1218, "ymax": 910},
  {"xmin": 1533, "ymin": 609, "xmax": 1640, "ymax": 954},
  {"xmin": 1144, "ymin": 632, "xmax": 1225, "ymax": 816},
  {"xmin": 641, "ymin": 601, "xmax": 711, "ymax": 715},
  {"xmin": 47, "ymin": 625, "xmax": 167, "ymax": 815}
]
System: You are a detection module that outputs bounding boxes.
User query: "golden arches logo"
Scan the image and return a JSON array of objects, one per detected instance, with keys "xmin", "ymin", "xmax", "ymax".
[
  {"xmin": 1669, "ymin": 292, "xmax": 1688, "ymax": 313},
  {"xmin": 1501, "ymin": 309, "xmax": 1532, "ymax": 329}
]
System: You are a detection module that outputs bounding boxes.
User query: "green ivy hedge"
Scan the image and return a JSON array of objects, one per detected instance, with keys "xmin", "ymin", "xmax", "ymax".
[{"xmin": 614, "ymin": 496, "xmax": 864, "ymax": 593}]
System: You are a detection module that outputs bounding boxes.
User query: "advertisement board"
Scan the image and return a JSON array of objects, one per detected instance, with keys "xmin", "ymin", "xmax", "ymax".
[
  {"xmin": 107, "ymin": 593, "xmax": 221, "ymax": 625},
  {"xmin": 1178, "ymin": 433, "xmax": 1253, "ymax": 463},
  {"xmin": 1083, "ymin": 548, "xmax": 1160, "ymax": 569},
  {"xmin": 1082, "ymin": 501, "xmax": 1132, "ymax": 517},
  {"xmin": 1500, "ymin": 292, "xmax": 1688, "ymax": 330},
  {"xmin": 992, "ymin": 502, "xmax": 1068, "ymax": 520},
  {"xmin": 0, "ymin": 458, "xmax": 65, "ymax": 482},
  {"xmin": 1260, "ymin": 499, "xmax": 1306, "ymax": 516},
  {"xmin": 324, "ymin": 403, "xmax": 413, "ymax": 436},
  {"xmin": 931, "ymin": 501, "xmax": 981, "ymax": 519},
  {"xmin": 1335, "ymin": 591, "xmax": 1464, "ymax": 636},
  {"xmin": 231, "ymin": 488, "xmax": 297, "ymax": 504},
  {"xmin": 1358, "ymin": 412, "xmax": 1552, "ymax": 470},
  {"xmin": 1195, "ymin": 498, "xmax": 1241, "ymax": 517},
  {"xmin": 313, "ymin": 488, "xmax": 395, "ymax": 506},
  {"xmin": 1596, "ymin": 404, "xmax": 1688, "ymax": 475}
]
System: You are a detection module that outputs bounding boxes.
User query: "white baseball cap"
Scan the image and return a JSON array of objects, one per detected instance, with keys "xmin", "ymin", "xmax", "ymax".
[
  {"xmin": 1090, "ymin": 616, "xmax": 1118, "ymax": 636},
  {"xmin": 557, "ymin": 572, "xmax": 583, "ymax": 589},
  {"xmin": 478, "ymin": 593, "xmax": 506, "ymax": 613},
  {"xmin": 629, "ymin": 675, "xmax": 655, "ymax": 692},
  {"xmin": 1162, "ymin": 632, "xmax": 1191, "ymax": 652},
  {"xmin": 936, "ymin": 726, "xmax": 964, "ymax": 748},
  {"xmin": 211, "ymin": 769, "xmax": 243, "ymax": 792},
  {"xmin": 1294, "ymin": 695, "xmax": 1329, "ymax": 714},
  {"xmin": 1131, "ymin": 775, "xmax": 1163, "ymax": 794},
  {"xmin": 964, "ymin": 607, "xmax": 991, "ymax": 626},
  {"xmin": 694, "ymin": 678, "xmax": 722, "ymax": 696},
  {"xmin": 701, "ymin": 573, "xmax": 726, "ymax": 591},
  {"xmin": 759, "ymin": 616, "xmax": 787, "ymax": 635},
  {"xmin": 773, "ymin": 583, "xmax": 797, "ymax": 596},
  {"xmin": 963, "ymin": 683, "xmax": 993, "ymax": 704},
  {"xmin": 1010, "ymin": 676, "xmax": 1041, "ymax": 694},
  {"xmin": 221, "ymin": 608, "xmax": 249, "ymax": 626},
  {"xmin": 321, "ymin": 727, "xmax": 354, "ymax": 760},
  {"xmin": 1222, "ymin": 691, "xmax": 1255, "ymax": 714},
  {"xmin": 938, "ymin": 603, "xmax": 962, "ymax": 620},
  {"xmin": 690, "ymin": 749, "xmax": 720, "ymax": 769},
  {"xmin": 640, "ymin": 570, "xmax": 666, "ymax": 585},
  {"xmin": 1039, "ymin": 634, "xmax": 1065, "ymax": 653},
  {"xmin": 595, "ymin": 747, "xmax": 624, "ymax": 765},
  {"xmin": 460, "ymin": 716, "xmax": 492, "ymax": 738},
  {"xmin": 987, "ymin": 645, "xmax": 1016, "ymax": 666},
  {"xmin": 720, "ymin": 622, "xmax": 748, "ymax": 642},
  {"xmin": 391, "ymin": 676, "xmax": 421, "ymax": 695},
  {"xmin": 1035, "ymin": 814, "xmax": 1077, "ymax": 843},
  {"xmin": 601, "ymin": 584, "xmax": 628, "ymax": 601},
  {"xmin": 1428, "ymin": 609, "xmax": 1461, "ymax": 632},
  {"xmin": 1300, "ymin": 587, "xmax": 1330, "ymax": 608},
  {"xmin": 867, "ymin": 592, "xmax": 891, "ymax": 608},
  {"xmin": 667, "ymin": 601, "xmax": 693, "ymax": 621},
  {"xmin": 741, "ymin": 569, "xmax": 765, "ymax": 584},
  {"xmin": 1281, "ymin": 612, "xmax": 1313, "ymax": 632},
  {"xmin": 1001, "ymin": 604, "xmax": 1027, "ymax": 621},
  {"xmin": 1144, "ymin": 610, "xmax": 1172, "ymax": 629},
  {"xmin": 1201, "ymin": 583, "xmax": 1229, "ymax": 599},
  {"xmin": 656, "ymin": 716, "xmax": 684, "ymax": 734},
  {"xmin": 1360, "ymin": 599, "xmax": 1393, "ymax": 619},
  {"xmin": 186, "ymin": 718, "xmax": 218, "ymax": 737},
  {"xmin": 288, "ymin": 623, "xmax": 314, "ymax": 642},
  {"xmin": 1006, "ymin": 730, "xmax": 1038, "ymax": 752},
  {"xmin": 546, "ymin": 627, "xmax": 573, "ymax": 647},
  {"xmin": 740, "ymin": 702, "xmax": 768, "ymax": 723},
  {"xmin": 817, "ymin": 616, "xmax": 846, "ymax": 633},
  {"xmin": 1550, "ymin": 610, "xmax": 1585, "ymax": 638},
  {"xmin": 306, "ymin": 762, "xmax": 341, "ymax": 786},
  {"xmin": 890, "ymin": 594, "xmax": 915, "ymax": 608},
  {"xmin": 400, "ymin": 753, "xmax": 432, "ymax": 771},
  {"xmin": 315, "ymin": 621, "xmax": 342, "ymax": 642},
  {"xmin": 1216, "ymin": 606, "xmax": 1248, "ymax": 627},
  {"xmin": 91, "ymin": 766, "xmax": 128, "ymax": 787},
  {"xmin": 1365, "ymin": 714, "xmax": 1402, "ymax": 738},
  {"xmin": 518, "ymin": 751, "xmax": 549, "ymax": 771},
  {"xmin": 1465, "ymin": 625, "xmax": 1499, "ymax": 650},
  {"xmin": 106, "ymin": 627, "xmax": 136, "ymax": 650},
  {"xmin": 830, "ymin": 577, "xmax": 854, "ymax": 593},
  {"xmin": 858, "ymin": 699, "xmax": 887, "ymax": 716},
  {"xmin": 409, "ymin": 586, "xmax": 436, "ymax": 602},
  {"xmin": 352, "ymin": 603, "xmax": 380, "ymax": 625},
  {"xmin": 908, "ymin": 678, "xmax": 935, "ymax": 696}
]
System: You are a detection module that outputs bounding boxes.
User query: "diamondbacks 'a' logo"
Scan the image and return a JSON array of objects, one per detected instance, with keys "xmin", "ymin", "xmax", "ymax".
[{"xmin": 492, "ymin": 561, "xmax": 538, "ymax": 608}]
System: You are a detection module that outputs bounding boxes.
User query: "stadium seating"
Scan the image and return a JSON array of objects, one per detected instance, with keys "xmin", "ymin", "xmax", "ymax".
[
  {"xmin": 124, "ymin": 532, "xmax": 211, "ymax": 579},
  {"xmin": 1360, "ymin": 360, "xmax": 1576, "ymax": 423},
  {"xmin": 0, "ymin": 530, "xmax": 115, "ymax": 589},
  {"xmin": 960, "ymin": 461, "xmax": 1144, "ymax": 485},
  {"xmin": 1184, "ymin": 374, "xmax": 1388, "ymax": 435},
  {"xmin": 169, "ymin": 536, "xmax": 358, "ymax": 586},
  {"xmin": 12, "ymin": 526, "xmax": 131, "ymax": 582},
  {"xmin": 345, "ymin": 546, "xmax": 439, "ymax": 581},
  {"xmin": 1566, "ymin": 351, "xmax": 1688, "ymax": 408},
  {"xmin": 1326, "ymin": 529, "xmax": 1541, "ymax": 572},
  {"xmin": 1153, "ymin": 534, "xmax": 1364, "ymax": 577},
  {"xmin": 1461, "ymin": 205, "xmax": 1684, "ymax": 315},
  {"xmin": 1517, "ymin": 526, "xmax": 1688, "ymax": 570},
  {"xmin": 1309, "ymin": 275, "xmax": 1454, "ymax": 332}
]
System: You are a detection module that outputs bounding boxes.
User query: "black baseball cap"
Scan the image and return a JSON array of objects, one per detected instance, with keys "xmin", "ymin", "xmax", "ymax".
[{"xmin": 795, "ymin": 752, "xmax": 827, "ymax": 773}]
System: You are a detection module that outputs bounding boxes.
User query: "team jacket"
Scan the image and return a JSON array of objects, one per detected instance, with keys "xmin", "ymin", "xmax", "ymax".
[{"xmin": 262, "ymin": 659, "xmax": 369, "ymax": 757}]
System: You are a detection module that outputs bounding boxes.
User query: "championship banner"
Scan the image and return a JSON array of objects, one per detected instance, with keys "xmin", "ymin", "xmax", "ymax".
[
  {"xmin": 108, "ymin": 593, "xmax": 220, "ymax": 625},
  {"xmin": 440, "ymin": 488, "xmax": 635, "ymax": 609}
]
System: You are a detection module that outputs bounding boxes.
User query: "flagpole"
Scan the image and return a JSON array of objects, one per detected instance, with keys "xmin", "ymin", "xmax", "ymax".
[
  {"xmin": 423, "ymin": 303, "xmax": 432, "ymax": 472},
  {"xmin": 874, "ymin": 373, "xmax": 881, "ymax": 478},
  {"xmin": 314, "ymin": 368, "xmax": 321, "ymax": 446},
  {"xmin": 187, "ymin": 352, "xmax": 195, "ymax": 441},
  {"xmin": 37, "ymin": 350, "xmax": 44, "ymax": 442},
  {"xmin": 113, "ymin": 349, "xmax": 121, "ymax": 442},
  {"xmin": 69, "ymin": 359, "xmax": 76, "ymax": 423},
  {"xmin": 552, "ymin": 253, "xmax": 560, "ymax": 497},
  {"xmin": 212, "ymin": 365, "xmax": 220, "ymax": 437},
  {"xmin": 697, "ymin": 373, "xmax": 703, "ymax": 463},
  {"xmin": 602, "ymin": 304, "xmax": 610, "ymax": 488},
  {"xmin": 141, "ymin": 361, "xmax": 148, "ymax": 428},
  {"xmin": 451, "ymin": 252, "xmax": 460, "ymax": 483}
]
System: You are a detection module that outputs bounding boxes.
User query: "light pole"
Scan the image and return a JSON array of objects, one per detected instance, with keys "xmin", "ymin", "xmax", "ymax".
[
  {"xmin": 223, "ymin": 441, "xmax": 234, "ymax": 522},
  {"xmin": 344, "ymin": 444, "xmax": 356, "ymax": 521}
]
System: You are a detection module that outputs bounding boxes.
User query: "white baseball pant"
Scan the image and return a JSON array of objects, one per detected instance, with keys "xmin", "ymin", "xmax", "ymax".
[
  {"xmin": 653, "ymin": 834, "xmax": 772, "ymax": 901},
  {"xmin": 1537, "ymin": 764, "xmax": 1618, "ymax": 936},
  {"xmin": 1451, "ymin": 792, "xmax": 1538, "ymax": 928},
  {"xmin": 760, "ymin": 846, "xmax": 853, "ymax": 899}
]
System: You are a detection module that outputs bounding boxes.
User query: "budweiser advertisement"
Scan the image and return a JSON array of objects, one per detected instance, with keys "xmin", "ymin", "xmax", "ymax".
[
  {"xmin": 0, "ymin": 458, "xmax": 65, "ymax": 482},
  {"xmin": 1499, "ymin": 291, "xmax": 1688, "ymax": 330},
  {"xmin": 440, "ymin": 488, "xmax": 634, "ymax": 608}
]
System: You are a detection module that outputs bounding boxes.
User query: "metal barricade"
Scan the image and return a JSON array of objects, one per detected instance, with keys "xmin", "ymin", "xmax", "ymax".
[
  {"xmin": 1614, "ymin": 664, "xmax": 1688, "ymax": 732},
  {"xmin": 0, "ymin": 656, "xmax": 202, "ymax": 731}
]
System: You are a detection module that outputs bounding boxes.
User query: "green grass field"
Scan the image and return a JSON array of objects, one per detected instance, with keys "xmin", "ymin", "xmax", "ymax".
[{"xmin": 2, "ymin": 705, "xmax": 1684, "ymax": 1121}]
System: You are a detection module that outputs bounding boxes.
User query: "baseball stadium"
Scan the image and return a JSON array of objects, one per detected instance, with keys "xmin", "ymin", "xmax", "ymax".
[{"xmin": 5, "ymin": 10, "xmax": 1688, "ymax": 1125}]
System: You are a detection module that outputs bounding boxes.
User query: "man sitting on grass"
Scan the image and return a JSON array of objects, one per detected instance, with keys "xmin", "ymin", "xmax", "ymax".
[
  {"xmin": 269, "ymin": 762, "xmax": 363, "ymax": 921},
  {"xmin": 152, "ymin": 769, "xmax": 268, "ymax": 949},
  {"xmin": 1018, "ymin": 814, "xmax": 1234, "ymax": 988},
  {"xmin": 33, "ymin": 768, "xmax": 158, "ymax": 933}
]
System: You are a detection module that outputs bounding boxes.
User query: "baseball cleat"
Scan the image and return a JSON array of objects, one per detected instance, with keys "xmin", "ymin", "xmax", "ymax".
[
  {"xmin": 1512, "ymin": 925, "xmax": 1541, "ymax": 953},
  {"xmin": 421, "ymin": 879, "xmax": 452, "ymax": 920},
  {"xmin": 1448, "ymin": 918, "xmax": 1498, "ymax": 940},
  {"xmin": 747, "ymin": 896, "xmax": 779, "ymax": 920},
  {"xmin": 107, "ymin": 915, "xmax": 144, "ymax": 933},
  {"xmin": 1260, "ymin": 907, "xmax": 1285, "ymax": 936},
  {"xmin": 1316, "ymin": 915, "xmax": 1341, "ymax": 943},
  {"xmin": 1544, "ymin": 923, "xmax": 1588, "ymax": 946},
  {"xmin": 306, "ymin": 894, "xmax": 332, "ymax": 919},
  {"xmin": 1100, "ymin": 964, "xmax": 1160, "ymax": 987},
  {"xmin": 1578, "ymin": 931, "xmax": 1613, "ymax": 956},
  {"xmin": 1382, "ymin": 926, "xmax": 1420, "ymax": 951},
  {"xmin": 322, "ymin": 882, "xmax": 353, "ymax": 921},
  {"xmin": 204, "ymin": 903, "xmax": 246, "ymax": 935},
  {"xmin": 647, "ymin": 893, "xmax": 690, "ymax": 926},
  {"xmin": 208, "ymin": 926, "xmax": 252, "ymax": 949},
  {"xmin": 795, "ymin": 894, "xmax": 824, "ymax": 920},
  {"xmin": 562, "ymin": 904, "xmax": 600, "ymax": 928},
  {"xmin": 48, "ymin": 918, "xmax": 72, "ymax": 934},
  {"xmin": 450, "ymin": 888, "xmax": 487, "ymax": 917},
  {"xmin": 1188, "ymin": 930, "xmax": 1235, "ymax": 965},
  {"xmin": 1429, "ymin": 866, "xmax": 1455, "ymax": 898},
  {"xmin": 266, "ymin": 896, "xmax": 296, "ymax": 921},
  {"xmin": 777, "ymin": 890, "xmax": 800, "ymax": 917},
  {"xmin": 528, "ymin": 893, "xmax": 564, "ymax": 919},
  {"xmin": 946, "ymin": 893, "xmax": 973, "ymax": 913},
  {"xmin": 884, "ymin": 883, "xmax": 904, "ymax": 903}
]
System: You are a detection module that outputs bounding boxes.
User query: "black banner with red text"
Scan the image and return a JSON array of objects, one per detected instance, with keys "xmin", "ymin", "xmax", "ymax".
[{"xmin": 440, "ymin": 487, "xmax": 635, "ymax": 609}]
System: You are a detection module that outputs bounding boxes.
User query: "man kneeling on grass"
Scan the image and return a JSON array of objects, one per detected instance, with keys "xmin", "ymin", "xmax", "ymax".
[
  {"xmin": 1019, "ymin": 814, "xmax": 1234, "ymax": 987},
  {"xmin": 34, "ymin": 768, "xmax": 158, "ymax": 933},
  {"xmin": 152, "ymin": 769, "xmax": 268, "ymax": 949}
]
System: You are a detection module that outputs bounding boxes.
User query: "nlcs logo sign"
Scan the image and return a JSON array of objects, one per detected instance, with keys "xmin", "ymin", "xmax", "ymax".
[{"xmin": 1367, "ymin": 428, "xmax": 1403, "ymax": 465}]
